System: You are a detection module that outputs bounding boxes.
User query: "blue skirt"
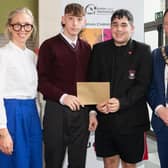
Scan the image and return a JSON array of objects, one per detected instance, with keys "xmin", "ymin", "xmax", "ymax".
[{"xmin": 0, "ymin": 99, "xmax": 42, "ymax": 168}]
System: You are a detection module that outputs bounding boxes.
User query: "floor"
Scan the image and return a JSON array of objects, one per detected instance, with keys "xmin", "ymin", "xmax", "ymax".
[{"xmin": 143, "ymin": 134, "xmax": 160, "ymax": 168}]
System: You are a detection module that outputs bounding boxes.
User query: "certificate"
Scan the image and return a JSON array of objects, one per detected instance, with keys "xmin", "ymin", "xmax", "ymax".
[{"xmin": 77, "ymin": 82, "xmax": 110, "ymax": 105}]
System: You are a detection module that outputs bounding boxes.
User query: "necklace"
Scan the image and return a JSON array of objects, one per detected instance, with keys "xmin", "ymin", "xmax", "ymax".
[{"xmin": 161, "ymin": 46, "xmax": 168, "ymax": 64}]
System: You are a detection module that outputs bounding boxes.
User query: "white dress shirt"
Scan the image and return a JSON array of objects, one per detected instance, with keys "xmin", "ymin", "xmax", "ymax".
[
  {"xmin": 165, "ymin": 65, "xmax": 168, "ymax": 107},
  {"xmin": 0, "ymin": 41, "xmax": 37, "ymax": 128},
  {"xmin": 60, "ymin": 32, "xmax": 77, "ymax": 47}
]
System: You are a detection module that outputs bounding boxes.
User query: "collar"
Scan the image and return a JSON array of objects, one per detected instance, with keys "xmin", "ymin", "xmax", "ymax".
[
  {"xmin": 8, "ymin": 41, "xmax": 27, "ymax": 53},
  {"xmin": 60, "ymin": 32, "xmax": 77, "ymax": 45},
  {"xmin": 112, "ymin": 38, "xmax": 132, "ymax": 48}
]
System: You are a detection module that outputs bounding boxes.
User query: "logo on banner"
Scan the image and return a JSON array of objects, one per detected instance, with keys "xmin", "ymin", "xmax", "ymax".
[
  {"xmin": 85, "ymin": 4, "xmax": 96, "ymax": 15},
  {"xmin": 85, "ymin": 3, "xmax": 114, "ymax": 16},
  {"xmin": 84, "ymin": 4, "xmax": 114, "ymax": 28}
]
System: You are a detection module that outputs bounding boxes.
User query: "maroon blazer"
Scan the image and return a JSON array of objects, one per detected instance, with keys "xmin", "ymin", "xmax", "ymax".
[{"xmin": 37, "ymin": 34, "xmax": 91, "ymax": 102}]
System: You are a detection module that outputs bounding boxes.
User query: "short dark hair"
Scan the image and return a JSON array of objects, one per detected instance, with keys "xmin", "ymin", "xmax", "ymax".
[
  {"xmin": 111, "ymin": 9, "xmax": 134, "ymax": 24},
  {"xmin": 64, "ymin": 3, "xmax": 85, "ymax": 16}
]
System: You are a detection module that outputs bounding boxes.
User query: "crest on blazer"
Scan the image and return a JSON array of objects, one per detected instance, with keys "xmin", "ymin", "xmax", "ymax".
[
  {"xmin": 128, "ymin": 69, "xmax": 136, "ymax": 79},
  {"xmin": 127, "ymin": 40, "xmax": 136, "ymax": 79}
]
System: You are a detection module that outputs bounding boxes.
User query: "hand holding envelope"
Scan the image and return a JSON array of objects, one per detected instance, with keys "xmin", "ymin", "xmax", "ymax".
[
  {"xmin": 77, "ymin": 82, "xmax": 110, "ymax": 105},
  {"xmin": 96, "ymin": 97, "xmax": 120, "ymax": 114}
]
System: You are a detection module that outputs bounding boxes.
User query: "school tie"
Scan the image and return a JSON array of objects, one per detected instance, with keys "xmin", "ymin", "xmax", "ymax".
[{"xmin": 71, "ymin": 42, "xmax": 76, "ymax": 48}]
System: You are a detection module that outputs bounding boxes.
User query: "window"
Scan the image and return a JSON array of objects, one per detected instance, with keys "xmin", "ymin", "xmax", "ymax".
[
  {"xmin": 144, "ymin": 0, "xmax": 165, "ymax": 23},
  {"xmin": 145, "ymin": 30, "xmax": 158, "ymax": 50},
  {"xmin": 144, "ymin": 0, "xmax": 166, "ymax": 48}
]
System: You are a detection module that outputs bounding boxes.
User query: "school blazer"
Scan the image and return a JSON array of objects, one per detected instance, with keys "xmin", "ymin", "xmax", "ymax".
[{"xmin": 88, "ymin": 39, "xmax": 152, "ymax": 134}]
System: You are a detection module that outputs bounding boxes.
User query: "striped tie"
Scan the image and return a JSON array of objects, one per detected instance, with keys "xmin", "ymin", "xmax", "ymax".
[{"xmin": 71, "ymin": 43, "xmax": 75, "ymax": 48}]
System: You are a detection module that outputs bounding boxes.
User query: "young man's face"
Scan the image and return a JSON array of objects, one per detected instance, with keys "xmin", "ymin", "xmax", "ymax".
[
  {"xmin": 111, "ymin": 16, "xmax": 134, "ymax": 46},
  {"xmin": 163, "ymin": 12, "xmax": 168, "ymax": 36},
  {"xmin": 62, "ymin": 13, "xmax": 86, "ymax": 39}
]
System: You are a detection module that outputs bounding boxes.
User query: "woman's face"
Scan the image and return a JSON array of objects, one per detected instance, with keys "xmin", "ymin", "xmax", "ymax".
[{"xmin": 8, "ymin": 12, "xmax": 33, "ymax": 47}]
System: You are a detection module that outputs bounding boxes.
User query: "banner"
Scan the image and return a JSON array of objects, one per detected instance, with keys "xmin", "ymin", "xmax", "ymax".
[{"xmin": 62, "ymin": 0, "xmax": 144, "ymax": 42}]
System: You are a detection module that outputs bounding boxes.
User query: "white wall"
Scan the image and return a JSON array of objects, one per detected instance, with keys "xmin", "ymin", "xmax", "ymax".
[{"xmin": 38, "ymin": 0, "xmax": 62, "ymax": 45}]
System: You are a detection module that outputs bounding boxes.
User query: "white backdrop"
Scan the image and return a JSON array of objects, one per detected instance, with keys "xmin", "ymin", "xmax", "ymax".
[
  {"xmin": 39, "ymin": 0, "xmax": 144, "ymax": 44},
  {"xmin": 61, "ymin": 0, "xmax": 144, "ymax": 42}
]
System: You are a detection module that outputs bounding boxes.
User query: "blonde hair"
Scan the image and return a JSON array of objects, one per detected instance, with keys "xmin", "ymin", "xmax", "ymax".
[{"xmin": 5, "ymin": 7, "xmax": 37, "ymax": 40}]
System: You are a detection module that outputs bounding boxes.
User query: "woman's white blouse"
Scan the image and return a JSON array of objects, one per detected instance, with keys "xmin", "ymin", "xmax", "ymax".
[{"xmin": 0, "ymin": 41, "xmax": 38, "ymax": 128}]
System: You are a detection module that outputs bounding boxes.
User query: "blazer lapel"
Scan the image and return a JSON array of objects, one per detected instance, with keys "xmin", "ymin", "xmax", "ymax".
[
  {"xmin": 114, "ymin": 40, "xmax": 134, "ymax": 86},
  {"xmin": 156, "ymin": 51, "xmax": 165, "ymax": 101},
  {"xmin": 105, "ymin": 40, "xmax": 115, "ymax": 81}
]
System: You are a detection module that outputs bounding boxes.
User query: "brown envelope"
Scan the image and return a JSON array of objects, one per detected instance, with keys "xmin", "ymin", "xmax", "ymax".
[{"xmin": 77, "ymin": 82, "xmax": 110, "ymax": 105}]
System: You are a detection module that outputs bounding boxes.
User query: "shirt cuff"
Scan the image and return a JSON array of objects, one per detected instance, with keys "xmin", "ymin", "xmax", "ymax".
[
  {"xmin": 0, "ymin": 123, "xmax": 7, "ymax": 129},
  {"xmin": 155, "ymin": 104, "xmax": 164, "ymax": 117},
  {"xmin": 89, "ymin": 110, "xmax": 97, "ymax": 116},
  {"xmin": 59, "ymin": 93, "xmax": 68, "ymax": 105}
]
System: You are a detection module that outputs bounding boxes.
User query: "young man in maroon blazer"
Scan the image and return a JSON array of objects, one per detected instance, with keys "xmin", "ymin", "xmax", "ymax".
[{"xmin": 37, "ymin": 3, "xmax": 97, "ymax": 168}]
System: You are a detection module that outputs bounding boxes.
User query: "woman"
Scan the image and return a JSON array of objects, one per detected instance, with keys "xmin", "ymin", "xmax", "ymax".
[{"xmin": 0, "ymin": 8, "xmax": 42, "ymax": 168}]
